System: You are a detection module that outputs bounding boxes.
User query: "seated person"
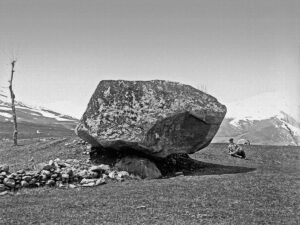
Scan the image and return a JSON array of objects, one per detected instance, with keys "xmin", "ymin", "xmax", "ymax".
[{"xmin": 228, "ymin": 138, "xmax": 246, "ymax": 159}]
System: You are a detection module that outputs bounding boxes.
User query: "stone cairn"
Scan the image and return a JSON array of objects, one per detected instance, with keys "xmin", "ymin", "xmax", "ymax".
[{"xmin": 0, "ymin": 159, "xmax": 139, "ymax": 195}]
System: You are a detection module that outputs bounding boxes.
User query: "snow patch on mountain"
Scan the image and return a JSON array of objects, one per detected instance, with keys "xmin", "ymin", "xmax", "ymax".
[
  {"xmin": 216, "ymin": 91, "xmax": 300, "ymax": 145},
  {"xmin": 0, "ymin": 87, "xmax": 77, "ymax": 123},
  {"xmin": 226, "ymin": 91, "xmax": 299, "ymax": 125}
]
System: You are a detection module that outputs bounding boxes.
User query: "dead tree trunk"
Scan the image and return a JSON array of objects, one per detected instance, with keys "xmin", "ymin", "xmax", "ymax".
[{"xmin": 9, "ymin": 60, "xmax": 18, "ymax": 145}]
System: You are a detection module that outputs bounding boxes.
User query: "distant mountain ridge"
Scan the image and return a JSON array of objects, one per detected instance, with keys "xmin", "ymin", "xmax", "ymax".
[
  {"xmin": 214, "ymin": 92, "xmax": 300, "ymax": 146},
  {"xmin": 0, "ymin": 87, "xmax": 78, "ymax": 139},
  {"xmin": 1, "ymin": 87, "xmax": 299, "ymax": 146}
]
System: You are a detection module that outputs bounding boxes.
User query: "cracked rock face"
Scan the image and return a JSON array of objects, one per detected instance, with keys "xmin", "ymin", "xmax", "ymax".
[{"xmin": 75, "ymin": 80, "xmax": 226, "ymax": 158}]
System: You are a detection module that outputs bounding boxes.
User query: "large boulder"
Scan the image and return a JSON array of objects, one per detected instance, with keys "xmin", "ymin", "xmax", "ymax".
[{"xmin": 76, "ymin": 80, "xmax": 226, "ymax": 158}]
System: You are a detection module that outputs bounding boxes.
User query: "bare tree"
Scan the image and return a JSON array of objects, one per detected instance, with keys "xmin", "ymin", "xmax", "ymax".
[{"xmin": 9, "ymin": 60, "xmax": 18, "ymax": 145}]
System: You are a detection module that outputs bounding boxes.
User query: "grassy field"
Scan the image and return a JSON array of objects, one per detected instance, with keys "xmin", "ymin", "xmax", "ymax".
[{"xmin": 0, "ymin": 137, "xmax": 299, "ymax": 224}]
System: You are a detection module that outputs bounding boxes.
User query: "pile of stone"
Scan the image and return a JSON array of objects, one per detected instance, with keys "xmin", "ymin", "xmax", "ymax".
[{"xmin": 0, "ymin": 159, "xmax": 139, "ymax": 195}]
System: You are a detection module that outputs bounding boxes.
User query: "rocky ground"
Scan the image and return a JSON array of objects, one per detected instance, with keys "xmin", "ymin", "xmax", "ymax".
[
  {"xmin": 0, "ymin": 158, "xmax": 140, "ymax": 195},
  {"xmin": 0, "ymin": 138, "xmax": 142, "ymax": 195},
  {"xmin": 0, "ymin": 137, "xmax": 299, "ymax": 224}
]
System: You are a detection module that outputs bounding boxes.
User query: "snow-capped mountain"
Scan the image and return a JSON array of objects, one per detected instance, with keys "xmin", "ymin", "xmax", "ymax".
[
  {"xmin": 0, "ymin": 87, "xmax": 78, "ymax": 139},
  {"xmin": 214, "ymin": 92, "xmax": 300, "ymax": 146}
]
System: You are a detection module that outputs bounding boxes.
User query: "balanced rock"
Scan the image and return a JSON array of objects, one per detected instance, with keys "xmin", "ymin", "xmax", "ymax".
[
  {"xmin": 115, "ymin": 156, "xmax": 162, "ymax": 179},
  {"xmin": 76, "ymin": 80, "xmax": 226, "ymax": 158}
]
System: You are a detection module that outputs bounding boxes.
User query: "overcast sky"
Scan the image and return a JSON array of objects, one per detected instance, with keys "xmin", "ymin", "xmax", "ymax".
[{"xmin": 0, "ymin": 0, "xmax": 299, "ymax": 118}]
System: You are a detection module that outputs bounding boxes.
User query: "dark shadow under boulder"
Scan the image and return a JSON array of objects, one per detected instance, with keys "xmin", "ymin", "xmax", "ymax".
[{"xmin": 89, "ymin": 147, "xmax": 255, "ymax": 179}]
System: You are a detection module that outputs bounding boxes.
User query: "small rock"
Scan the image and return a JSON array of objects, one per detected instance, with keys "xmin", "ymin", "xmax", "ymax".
[
  {"xmin": 89, "ymin": 165, "xmax": 104, "ymax": 173},
  {"xmin": 62, "ymin": 173, "xmax": 69, "ymax": 179},
  {"xmin": 44, "ymin": 165, "xmax": 54, "ymax": 171},
  {"xmin": 15, "ymin": 175, "xmax": 22, "ymax": 180},
  {"xmin": 41, "ymin": 170, "xmax": 51, "ymax": 177},
  {"xmin": 57, "ymin": 162, "xmax": 67, "ymax": 168},
  {"xmin": 89, "ymin": 171, "xmax": 98, "ymax": 179},
  {"xmin": 0, "ymin": 191, "xmax": 9, "ymax": 196},
  {"xmin": 66, "ymin": 169, "xmax": 73, "ymax": 176},
  {"xmin": 54, "ymin": 162, "xmax": 59, "ymax": 168},
  {"xmin": 77, "ymin": 170, "xmax": 89, "ymax": 179},
  {"xmin": 0, "ymin": 184, "xmax": 6, "ymax": 192},
  {"xmin": 48, "ymin": 160, "xmax": 54, "ymax": 166},
  {"xmin": 65, "ymin": 159, "xmax": 73, "ymax": 164},
  {"xmin": 35, "ymin": 163, "xmax": 49, "ymax": 171},
  {"xmin": 64, "ymin": 163, "xmax": 71, "ymax": 168},
  {"xmin": 175, "ymin": 172, "xmax": 184, "ymax": 176},
  {"xmin": 29, "ymin": 178, "xmax": 37, "ymax": 185},
  {"xmin": 69, "ymin": 184, "xmax": 77, "ymax": 189},
  {"xmin": 117, "ymin": 171, "xmax": 130, "ymax": 178},
  {"xmin": 51, "ymin": 174, "xmax": 58, "ymax": 179},
  {"xmin": 0, "ymin": 172, "xmax": 7, "ymax": 176},
  {"xmin": 40, "ymin": 174, "xmax": 48, "ymax": 181},
  {"xmin": 99, "ymin": 164, "xmax": 110, "ymax": 172},
  {"xmin": 46, "ymin": 179, "xmax": 56, "ymax": 186},
  {"xmin": 7, "ymin": 173, "xmax": 16, "ymax": 179},
  {"xmin": 23, "ymin": 176, "xmax": 32, "ymax": 182},
  {"xmin": 21, "ymin": 180, "xmax": 29, "ymax": 187},
  {"xmin": 58, "ymin": 183, "xmax": 66, "ymax": 188},
  {"xmin": 82, "ymin": 183, "xmax": 95, "ymax": 187},
  {"xmin": 25, "ymin": 171, "xmax": 37, "ymax": 176},
  {"xmin": 95, "ymin": 178, "xmax": 106, "ymax": 186},
  {"xmin": 108, "ymin": 171, "xmax": 117, "ymax": 179},
  {"xmin": 61, "ymin": 174, "xmax": 69, "ymax": 183},
  {"xmin": 115, "ymin": 156, "xmax": 162, "ymax": 179},
  {"xmin": 17, "ymin": 169, "xmax": 25, "ymax": 174},
  {"xmin": 3, "ymin": 178, "xmax": 15, "ymax": 188},
  {"xmin": 80, "ymin": 178, "xmax": 96, "ymax": 185}
]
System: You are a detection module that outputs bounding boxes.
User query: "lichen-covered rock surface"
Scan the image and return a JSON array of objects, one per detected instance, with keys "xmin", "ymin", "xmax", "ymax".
[{"xmin": 76, "ymin": 80, "xmax": 226, "ymax": 158}]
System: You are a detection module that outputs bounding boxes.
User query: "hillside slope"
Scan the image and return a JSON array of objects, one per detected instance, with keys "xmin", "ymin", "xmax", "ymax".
[
  {"xmin": 214, "ymin": 92, "xmax": 300, "ymax": 145},
  {"xmin": 0, "ymin": 88, "xmax": 78, "ymax": 139}
]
